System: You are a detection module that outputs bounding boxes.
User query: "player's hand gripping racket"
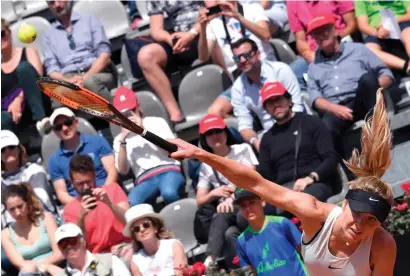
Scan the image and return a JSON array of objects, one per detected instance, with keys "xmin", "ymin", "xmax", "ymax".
[{"xmin": 37, "ymin": 77, "xmax": 178, "ymax": 153}]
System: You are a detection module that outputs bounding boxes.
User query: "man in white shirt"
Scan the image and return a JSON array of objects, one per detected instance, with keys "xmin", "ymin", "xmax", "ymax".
[
  {"xmin": 231, "ymin": 38, "xmax": 304, "ymax": 151},
  {"xmin": 43, "ymin": 223, "xmax": 131, "ymax": 276},
  {"xmin": 197, "ymin": 0, "xmax": 275, "ymax": 117}
]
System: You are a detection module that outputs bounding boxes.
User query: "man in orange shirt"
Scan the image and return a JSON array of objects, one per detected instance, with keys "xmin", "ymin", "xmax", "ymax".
[{"xmin": 63, "ymin": 154, "xmax": 131, "ymax": 259}]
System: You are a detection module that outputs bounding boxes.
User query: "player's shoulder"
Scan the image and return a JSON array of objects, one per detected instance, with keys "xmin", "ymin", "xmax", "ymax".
[{"xmin": 372, "ymin": 227, "xmax": 396, "ymax": 252}]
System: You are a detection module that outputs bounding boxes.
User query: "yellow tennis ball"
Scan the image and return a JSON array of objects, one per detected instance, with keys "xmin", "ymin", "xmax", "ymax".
[{"xmin": 18, "ymin": 24, "xmax": 37, "ymax": 44}]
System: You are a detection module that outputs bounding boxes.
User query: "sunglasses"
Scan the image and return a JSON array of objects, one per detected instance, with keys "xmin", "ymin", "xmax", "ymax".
[
  {"xmin": 58, "ymin": 236, "xmax": 79, "ymax": 250},
  {"xmin": 53, "ymin": 119, "xmax": 74, "ymax": 131},
  {"xmin": 67, "ymin": 33, "xmax": 76, "ymax": 50},
  {"xmin": 204, "ymin": 128, "xmax": 224, "ymax": 136},
  {"xmin": 1, "ymin": 30, "xmax": 6, "ymax": 39},
  {"xmin": 233, "ymin": 50, "xmax": 255, "ymax": 63},
  {"xmin": 132, "ymin": 220, "xmax": 152, "ymax": 233},
  {"xmin": 1, "ymin": 145, "xmax": 17, "ymax": 153}
]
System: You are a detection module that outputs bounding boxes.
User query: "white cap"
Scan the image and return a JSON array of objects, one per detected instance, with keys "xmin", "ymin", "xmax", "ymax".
[
  {"xmin": 49, "ymin": 107, "xmax": 75, "ymax": 126},
  {"xmin": 55, "ymin": 223, "xmax": 83, "ymax": 244},
  {"xmin": 1, "ymin": 130, "xmax": 20, "ymax": 149},
  {"xmin": 123, "ymin": 204, "xmax": 163, "ymax": 237}
]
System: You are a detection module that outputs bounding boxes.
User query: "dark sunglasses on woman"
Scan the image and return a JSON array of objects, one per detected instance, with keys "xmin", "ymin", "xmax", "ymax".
[
  {"xmin": 133, "ymin": 220, "xmax": 152, "ymax": 233},
  {"xmin": 204, "ymin": 128, "xmax": 224, "ymax": 136},
  {"xmin": 53, "ymin": 119, "xmax": 74, "ymax": 131},
  {"xmin": 1, "ymin": 145, "xmax": 17, "ymax": 153}
]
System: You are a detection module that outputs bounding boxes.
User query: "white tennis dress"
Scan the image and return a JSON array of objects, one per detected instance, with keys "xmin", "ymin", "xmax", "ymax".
[
  {"xmin": 132, "ymin": 239, "xmax": 180, "ymax": 276},
  {"xmin": 301, "ymin": 207, "xmax": 373, "ymax": 276}
]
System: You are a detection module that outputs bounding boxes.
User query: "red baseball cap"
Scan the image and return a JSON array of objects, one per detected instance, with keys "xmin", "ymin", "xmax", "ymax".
[
  {"xmin": 260, "ymin": 82, "xmax": 287, "ymax": 104},
  {"xmin": 306, "ymin": 13, "xmax": 336, "ymax": 34},
  {"xmin": 199, "ymin": 114, "xmax": 226, "ymax": 134},
  {"xmin": 113, "ymin": 86, "xmax": 140, "ymax": 112}
]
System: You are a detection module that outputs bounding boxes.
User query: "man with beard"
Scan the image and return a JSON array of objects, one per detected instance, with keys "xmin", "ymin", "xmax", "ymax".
[
  {"xmin": 257, "ymin": 82, "xmax": 339, "ymax": 209},
  {"xmin": 230, "ymin": 38, "xmax": 303, "ymax": 152},
  {"xmin": 41, "ymin": 0, "xmax": 115, "ymax": 100}
]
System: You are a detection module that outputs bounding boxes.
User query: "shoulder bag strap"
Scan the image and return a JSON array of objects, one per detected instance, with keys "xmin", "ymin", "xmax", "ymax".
[
  {"xmin": 293, "ymin": 116, "xmax": 304, "ymax": 182},
  {"xmin": 221, "ymin": 3, "xmax": 246, "ymax": 51}
]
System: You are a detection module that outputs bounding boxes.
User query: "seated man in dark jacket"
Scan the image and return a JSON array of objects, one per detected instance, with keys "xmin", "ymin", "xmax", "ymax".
[{"xmin": 257, "ymin": 82, "xmax": 339, "ymax": 209}]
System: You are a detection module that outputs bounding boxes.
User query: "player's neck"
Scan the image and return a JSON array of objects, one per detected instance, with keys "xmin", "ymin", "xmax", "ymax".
[{"xmin": 249, "ymin": 215, "xmax": 266, "ymax": 232}]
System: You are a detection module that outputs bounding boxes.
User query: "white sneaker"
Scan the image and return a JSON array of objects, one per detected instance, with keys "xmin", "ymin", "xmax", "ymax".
[{"xmin": 36, "ymin": 117, "xmax": 51, "ymax": 136}]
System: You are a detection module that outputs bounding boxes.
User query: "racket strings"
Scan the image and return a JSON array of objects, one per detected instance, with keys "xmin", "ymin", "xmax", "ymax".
[{"xmin": 39, "ymin": 82, "xmax": 115, "ymax": 116}]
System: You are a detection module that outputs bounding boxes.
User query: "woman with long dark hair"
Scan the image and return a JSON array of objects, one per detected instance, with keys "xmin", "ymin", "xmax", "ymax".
[
  {"xmin": 170, "ymin": 89, "xmax": 397, "ymax": 275},
  {"xmin": 1, "ymin": 183, "xmax": 63, "ymax": 274},
  {"xmin": 123, "ymin": 204, "xmax": 187, "ymax": 276},
  {"xmin": 1, "ymin": 130, "xmax": 57, "ymax": 228}
]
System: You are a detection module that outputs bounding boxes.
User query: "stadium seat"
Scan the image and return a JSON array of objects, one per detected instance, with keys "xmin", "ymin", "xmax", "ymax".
[
  {"xmin": 269, "ymin": 38, "xmax": 297, "ymax": 64},
  {"xmin": 134, "ymin": 0, "xmax": 150, "ymax": 30},
  {"xmin": 9, "ymin": 16, "xmax": 51, "ymax": 61},
  {"xmin": 120, "ymin": 44, "xmax": 134, "ymax": 82},
  {"xmin": 159, "ymin": 198, "xmax": 204, "ymax": 257},
  {"xmin": 12, "ymin": 1, "xmax": 48, "ymax": 19},
  {"xmin": 175, "ymin": 64, "xmax": 232, "ymax": 140},
  {"xmin": 73, "ymin": 0, "xmax": 130, "ymax": 41},
  {"xmin": 1, "ymin": 1, "xmax": 18, "ymax": 23},
  {"xmin": 109, "ymin": 90, "xmax": 171, "ymax": 139},
  {"xmin": 41, "ymin": 117, "xmax": 97, "ymax": 170}
]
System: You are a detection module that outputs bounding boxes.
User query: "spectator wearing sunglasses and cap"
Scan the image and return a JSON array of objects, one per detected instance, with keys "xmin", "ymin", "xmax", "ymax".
[
  {"xmin": 123, "ymin": 204, "xmax": 187, "ymax": 276},
  {"xmin": 112, "ymin": 87, "xmax": 184, "ymax": 207},
  {"xmin": 257, "ymin": 82, "xmax": 339, "ymax": 210},
  {"xmin": 41, "ymin": 223, "xmax": 131, "ymax": 276},
  {"xmin": 47, "ymin": 107, "xmax": 117, "ymax": 205}
]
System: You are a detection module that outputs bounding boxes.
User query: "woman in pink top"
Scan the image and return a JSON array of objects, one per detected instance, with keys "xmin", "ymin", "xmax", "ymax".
[{"xmin": 169, "ymin": 88, "xmax": 396, "ymax": 275}]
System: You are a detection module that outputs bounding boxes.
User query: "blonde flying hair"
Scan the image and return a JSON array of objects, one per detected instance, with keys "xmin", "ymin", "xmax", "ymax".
[
  {"xmin": 344, "ymin": 88, "xmax": 394, "ymax": 205},
  {"xmin": 1, "ymin": 18, "xmax": 10, "ymax": 30}
]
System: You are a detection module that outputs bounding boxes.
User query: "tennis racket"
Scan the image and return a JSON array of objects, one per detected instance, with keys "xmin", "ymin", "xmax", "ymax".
[{"xmin": 37, "ymin": 77, "xmax": 178, "ymax": 153}]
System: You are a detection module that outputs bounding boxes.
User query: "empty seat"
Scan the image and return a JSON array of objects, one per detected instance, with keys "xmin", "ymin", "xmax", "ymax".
[
  {"xmin": 159, "ymin": 198, "xmax": 201, "ymax": 256},
  {"xmin": 1, "ymin": 1, "xmax": 18, "ymax": 23},
  {"xmin": 109, "ymin": 90, "xmax": 171, "ymax": 139},
  {"xmin": 175, "ymin": 65, "xmax": 232, "ymax": 139},
  {"xmin": 9, "ymin": 16, "xmax": 51, "ymax": 61},
  {"xmin": 41, "ymin": 117, "xmax": 97, "ymax": 170},
  {"xmin": 73, "ymin": 0, "xmax": 130, "ymax": 41},
  {"xmin": 269, "ymin": 38, "xmax": 297, "ymax": 65}
]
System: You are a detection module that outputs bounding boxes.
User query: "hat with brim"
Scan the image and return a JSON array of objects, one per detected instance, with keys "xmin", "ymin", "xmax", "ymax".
[
  {"xmin": 345, "ymin": 189, "xmax": 391, "ymax": 223},
  {"xmin": 1, "ymin": 130, "xmax": 20, "ymax": 149},
  {"xmin": 123, "ymin": 204, "xmax": 164, "ymax": 237},
  {"xmin": 49, "ymin": 107, "xmax": 76, "ymax": 126},
  {"xmin": 55, "ymin": 223, "xmax": 83, "ymax": 244},
  {"xmin": 306, "ymin": 13, "xmax": 336, "ymax": 34},
  {"xmin": 234, "ymin": 188, "xmax": 260, "ymax": 204}
]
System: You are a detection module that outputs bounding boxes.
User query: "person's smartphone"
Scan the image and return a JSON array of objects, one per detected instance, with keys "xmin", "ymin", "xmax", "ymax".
[
  {"xmin": 208, "ymin": 4, "xmax": 222, "ymax": 16},
  {"xmin": 80, "ymin": 188, "xmax": 96, "ymax": 209}
]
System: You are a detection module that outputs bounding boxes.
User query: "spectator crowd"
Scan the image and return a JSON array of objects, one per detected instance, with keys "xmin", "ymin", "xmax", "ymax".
[{"xmin": 1, "ymin": 0, "xmax": 410, "ymax": 275}]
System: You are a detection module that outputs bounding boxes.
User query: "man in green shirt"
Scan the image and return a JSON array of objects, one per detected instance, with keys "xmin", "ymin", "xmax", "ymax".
[{"xmin": 355, "ymin": 0, "xmax": 410, "ymax": 76}]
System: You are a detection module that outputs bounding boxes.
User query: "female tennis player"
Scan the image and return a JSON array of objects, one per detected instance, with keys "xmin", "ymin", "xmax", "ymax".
[{"xmin": 169, "ymin": 89, "xmax": 396, "ymax": 276}]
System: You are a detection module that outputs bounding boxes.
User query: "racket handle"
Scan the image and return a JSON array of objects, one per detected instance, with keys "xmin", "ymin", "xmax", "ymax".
[{"xmin": 144, "ymin": 131, "xmax": 178, "ymax": 153}]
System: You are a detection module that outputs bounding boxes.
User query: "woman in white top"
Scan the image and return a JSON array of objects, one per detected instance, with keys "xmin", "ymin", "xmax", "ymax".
[
  {"xmin": 169, "ymin": 89, "xmax": 396, "ymax": 275},
  {"xmin": 112, "ymin": 87, "xmax": 185, "ymax": 206},
  {"xmin": 123, "ymin": 204, "xmax": 187, "ymax": 276},
  {"xmin": 195, "ymin": 114, "xmax": 259, "ymax": 268}
]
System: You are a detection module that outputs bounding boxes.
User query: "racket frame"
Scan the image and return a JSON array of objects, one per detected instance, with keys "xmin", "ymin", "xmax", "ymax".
[{"xmin": 37, "ymin": 77, "xmax": 177, "ymax": 153}]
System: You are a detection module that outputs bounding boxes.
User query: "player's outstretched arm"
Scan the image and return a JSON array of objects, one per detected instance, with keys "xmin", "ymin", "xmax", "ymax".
[{"xmin": 169, "ymin": 138, "xmax": 331, "ymax": 234}]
